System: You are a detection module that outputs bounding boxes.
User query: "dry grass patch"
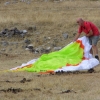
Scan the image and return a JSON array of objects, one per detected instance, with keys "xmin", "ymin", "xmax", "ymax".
[{"xmin": 0, "ymin": 0, "xmax": 100, "ymax": 100}]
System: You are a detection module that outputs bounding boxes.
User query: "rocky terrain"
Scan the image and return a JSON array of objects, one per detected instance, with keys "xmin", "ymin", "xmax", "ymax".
[
  {"xmin": 0, "ymin": 0, "xmax": 100, "ymax": 100},
  {"xmin": 0, "ymin": 0, "xmax": 77, "ymax": 57}
]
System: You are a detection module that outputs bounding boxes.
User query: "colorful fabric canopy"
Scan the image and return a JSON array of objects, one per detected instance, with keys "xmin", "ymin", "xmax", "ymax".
[{"xmin": 10, "ymin": 36, "xmax": 99, "ymax": 73}]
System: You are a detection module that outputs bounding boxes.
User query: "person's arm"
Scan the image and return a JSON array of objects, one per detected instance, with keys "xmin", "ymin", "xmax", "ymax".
[
  {"xmin": 73, "ymin": 33, "xmax": 80, "ymax": 42},
  {"xmin": 85, "ymin": 30, "xmax": 93, "ymax": 37}
]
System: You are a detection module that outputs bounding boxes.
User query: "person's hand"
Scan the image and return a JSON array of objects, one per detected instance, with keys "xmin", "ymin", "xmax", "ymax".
[
  {"xmin": 85, "ymin": 30, "xmax": 93, "ymax": 37},
  {"xmin": 84, "ymin": 33, "xmax": 89, "ymax": 37}
]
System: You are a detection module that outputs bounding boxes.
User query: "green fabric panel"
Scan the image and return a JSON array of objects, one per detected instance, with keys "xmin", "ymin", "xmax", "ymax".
[{"xmin": 24, "ymin": 42, "xmax": 84, "ymax": 72}]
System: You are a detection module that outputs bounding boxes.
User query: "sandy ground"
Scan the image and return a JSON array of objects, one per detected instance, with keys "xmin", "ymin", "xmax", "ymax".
[{"xmin": 0, "ymin": 52, "xmax": 100, "ymax": 100}]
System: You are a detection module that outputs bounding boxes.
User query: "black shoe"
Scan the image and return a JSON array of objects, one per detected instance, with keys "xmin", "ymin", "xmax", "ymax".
[
  {"xmin": 95, "ymin": 55, "xmax": 99, "ymax": 61},
  {"xmin": 88, "ymin": 68, "xmax": 95, "ymax": 73}
]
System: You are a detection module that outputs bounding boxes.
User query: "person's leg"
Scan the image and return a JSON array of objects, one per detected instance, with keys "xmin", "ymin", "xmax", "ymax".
[
  {"xmin": 92, "ymin": 45, "xmax": 99, "ymax": 60},
  {"xmin": 90, "ymin": 48, "xmax": 93, "ymax": 55},
  {"xmin": 91, "ymin": 36, "xmax": 99, "ymax": 60},
  {"xmin": 88, "ymin": 36, "xmax": 99, "ymax": 73}
]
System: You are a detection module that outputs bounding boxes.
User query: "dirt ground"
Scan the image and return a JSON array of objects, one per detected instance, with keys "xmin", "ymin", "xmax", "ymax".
[
  {"xmin": 0, "ymin": 50, "xmax": 100, "ymax": 100},
  {"xmin": 0, "ymin": 0, "xmax": 100, "ymax": 100}
]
